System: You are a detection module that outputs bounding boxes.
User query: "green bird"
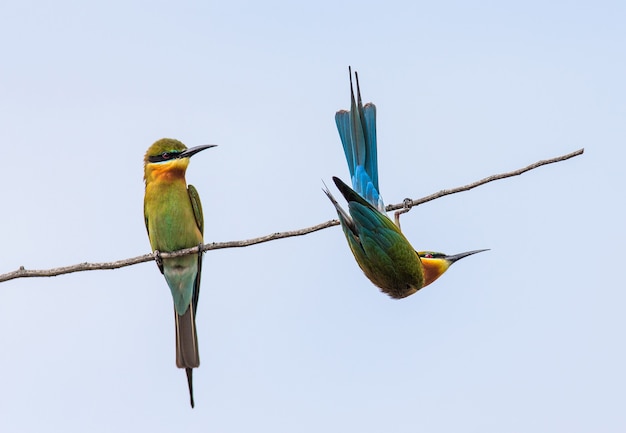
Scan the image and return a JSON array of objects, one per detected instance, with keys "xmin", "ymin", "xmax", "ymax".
[
  {"xmin": 325, "ymin": 69, "xmax": 487, "ymax": 299},
  {"xmin": 143, "ymin": 138, "xmax": 215, "ymax": 407}
]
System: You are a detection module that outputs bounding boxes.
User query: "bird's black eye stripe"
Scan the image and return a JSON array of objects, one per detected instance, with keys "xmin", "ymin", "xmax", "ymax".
[
  {"xmin": 148, "ymin": 151, "xmax": 181, "ymax": 163},
  {"xmin": 418, "ymin": 252, "xmax": 446, "ymax": 259}
]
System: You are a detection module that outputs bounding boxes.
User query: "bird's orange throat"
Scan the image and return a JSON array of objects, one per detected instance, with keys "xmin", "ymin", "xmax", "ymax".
[
  {"xmin": 420, "ymin": 257, "xmax": 452, "ymax": 288},
  {"xmin": 144, "ymin": 159, "xmax": 190, "ymax": 184}
]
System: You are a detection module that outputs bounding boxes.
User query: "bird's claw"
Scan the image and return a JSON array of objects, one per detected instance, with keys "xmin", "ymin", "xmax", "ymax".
[
  {"xmin": 394, "ymin": 198, "xmax": 414, "ymax": 229},
  {"xmin": 154, "ymin": 250, "xmax": 163, "ymax": 269},
  {"xmin": 197, "ymin": 243, "xmax": 204, "ymax": 258}
]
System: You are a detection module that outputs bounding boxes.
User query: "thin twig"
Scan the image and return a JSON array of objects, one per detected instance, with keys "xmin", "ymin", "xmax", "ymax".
[
  {"xmin": 0, "ymin": 148, "xmax": 583, "ymax": 283},
  {"xmin": 386, "ymin": 148, "xmax": 584, "ymax": 211}
]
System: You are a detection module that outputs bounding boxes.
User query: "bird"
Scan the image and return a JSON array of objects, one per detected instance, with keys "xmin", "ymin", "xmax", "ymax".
[
  {"xmin": 143, "ymin": 138, "xmax": 216, "ymax": 407},
  {"xmin": 324, "ymin": 68, "xmax": 487, "ymax": 299}
]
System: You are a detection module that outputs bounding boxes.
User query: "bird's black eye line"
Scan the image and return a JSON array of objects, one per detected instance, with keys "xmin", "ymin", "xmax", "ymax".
[
  {"xmin": 419, "ymin": 252, "xmax": 446, "ymax": 259},
  {"xmin": 148, "ymin": 151, "xmax": 181, "ymax": 163}
]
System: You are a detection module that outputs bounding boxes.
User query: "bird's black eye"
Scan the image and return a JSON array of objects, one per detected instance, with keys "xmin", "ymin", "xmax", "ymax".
[
  {"xmin": 161, "ymin": 152, "xmax": 171, "ymax": 159},
  {"xmin": 423, "ymin": 254, "xmax": 433, "ymax": 258}
]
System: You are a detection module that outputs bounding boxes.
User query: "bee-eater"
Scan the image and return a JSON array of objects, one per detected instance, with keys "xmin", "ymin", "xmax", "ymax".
[
  {"xmin": 143, "ymin": 138, "xmax": 215, "ymax": 408},
  {"xmin": 324, "ymin": 69, "xmax": 487, "ymax": 299}
]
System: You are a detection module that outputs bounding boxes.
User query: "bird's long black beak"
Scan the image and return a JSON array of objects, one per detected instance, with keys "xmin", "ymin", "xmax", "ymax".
[
  {"xmin": 180, "ymin": 144, "xmax": 217, "ymax": 159},
  {"xmin": 446, "ymin": 249, "xmax": 489, "ymax": 264}
]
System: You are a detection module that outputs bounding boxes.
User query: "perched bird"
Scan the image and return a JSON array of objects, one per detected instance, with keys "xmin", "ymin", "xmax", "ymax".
[
  {"xmin": 324, "ymin": 69, "xmax": 487, "ymax": 299},
  {"xmin": 143, "ymin": 138, "xmax": 215, "ymax": 407}
]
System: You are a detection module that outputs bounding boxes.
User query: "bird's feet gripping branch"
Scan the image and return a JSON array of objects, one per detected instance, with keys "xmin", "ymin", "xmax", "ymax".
[{"xmin": 394, "ymin": 197, "xmax": 415, "ymax": 229}]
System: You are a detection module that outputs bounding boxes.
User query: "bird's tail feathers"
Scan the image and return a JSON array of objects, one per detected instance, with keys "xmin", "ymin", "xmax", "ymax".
[
  {"xmin": 186, "ymin": 368, "xmax": 195, "ymax": 408},
  {"xmin": 175, "ymin": 305, "xmax": 199, "ymax": 408},
  {"xmin": 335, "ymin": 68, "xmax": 381, "ymax": 206},
  {"xmin": 175, "ymin": 306, "xmax": 199, "ymax": 368}
]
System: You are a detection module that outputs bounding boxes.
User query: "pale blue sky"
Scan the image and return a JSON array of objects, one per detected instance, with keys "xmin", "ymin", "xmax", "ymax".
[{"xmin": 1, "ymin": 1, "xmax": 624, "ymax": 432}]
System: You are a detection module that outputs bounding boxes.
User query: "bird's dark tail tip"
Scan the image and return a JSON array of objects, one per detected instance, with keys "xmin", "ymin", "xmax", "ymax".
[{"xmin": 186, "ymin": 368, "xmax": 195, "ymax": 408}]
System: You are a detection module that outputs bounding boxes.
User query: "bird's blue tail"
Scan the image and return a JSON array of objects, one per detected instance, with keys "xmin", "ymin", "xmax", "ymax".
[{"xmin": 334, "ymin": 67, "xmax": 384, "ymax": 212}]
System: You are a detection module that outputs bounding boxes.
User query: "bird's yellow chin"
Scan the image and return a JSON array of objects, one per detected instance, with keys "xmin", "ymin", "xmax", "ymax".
[
  {"xmin": 144, "ymin": 158, "xmax": 190, "ymax": 182},
  {"xmin": 420, "ymin": 258, "xmax": 451, "ymax": 288}
]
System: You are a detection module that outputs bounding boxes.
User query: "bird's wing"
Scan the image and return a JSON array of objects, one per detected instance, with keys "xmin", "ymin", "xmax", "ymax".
[
  {"xmin": 187, "ymin": 184, "xmax": 203, "ymax": 315},
  {"xmin": 187, "ymin": 184, "xmax": 204, "ymax": 234},
  {"xmin": 193, "ymin": 242, "xmax": 202, "ymax": 316},
  {"xmin": 323, "ymin": 183, "xmax": 356, "ymax": 234},
  {"xmin": 332, "ymin": 176, "xmax": 402, "ymax": 250},
  {"xmin": 349, "ymin": 199, "xmax": 420, "ymax": 283},
  {"xmin": 349, "ymin": 202, "xmax": 403, "ymax": 248},
  {"xmin": 143, "ymin": 199, "xmax": 150, "ymax": 235}
]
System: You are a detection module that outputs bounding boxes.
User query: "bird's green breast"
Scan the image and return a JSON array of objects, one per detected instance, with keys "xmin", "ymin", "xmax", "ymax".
[{"xmin": 144, "ymin": 178, "xmax": 203, "ymax": 252}]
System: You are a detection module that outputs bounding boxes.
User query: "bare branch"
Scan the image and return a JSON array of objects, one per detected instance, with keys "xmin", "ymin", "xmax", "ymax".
[
  {"xmin": 0, "ymin": 148, "xmax": 583, "ymax": 283},
  {"xmin": 386, "ymin": 148, "xmax": 584, "ymax": 211},
  {"xmin": 0, "ymin": 220, "xmax": 340, "ymax": 283}
]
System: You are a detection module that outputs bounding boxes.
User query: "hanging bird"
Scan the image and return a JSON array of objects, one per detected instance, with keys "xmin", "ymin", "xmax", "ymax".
[
  {"xmin": 324, "ymin": 68, "xmax": 487, "ymax": 299},
  {"xmin": 143, "ymin": 138, "xmax": 216, "ymax": 407}
]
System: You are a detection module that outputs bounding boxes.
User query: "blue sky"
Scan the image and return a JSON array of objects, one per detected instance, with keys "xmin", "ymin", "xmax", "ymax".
[{"xmin": 1, "ymin": 1, "xmax": 624, "ymax": 432}]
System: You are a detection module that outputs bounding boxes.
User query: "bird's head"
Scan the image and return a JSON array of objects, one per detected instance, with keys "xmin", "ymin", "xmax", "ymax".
[
  {"xmin": 144, "ymin": 138, "xmax": 216, "ymax": 182},
  {"xmin": 418, "ymin": 249, "xmax": 489, "ymax": 287}
]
